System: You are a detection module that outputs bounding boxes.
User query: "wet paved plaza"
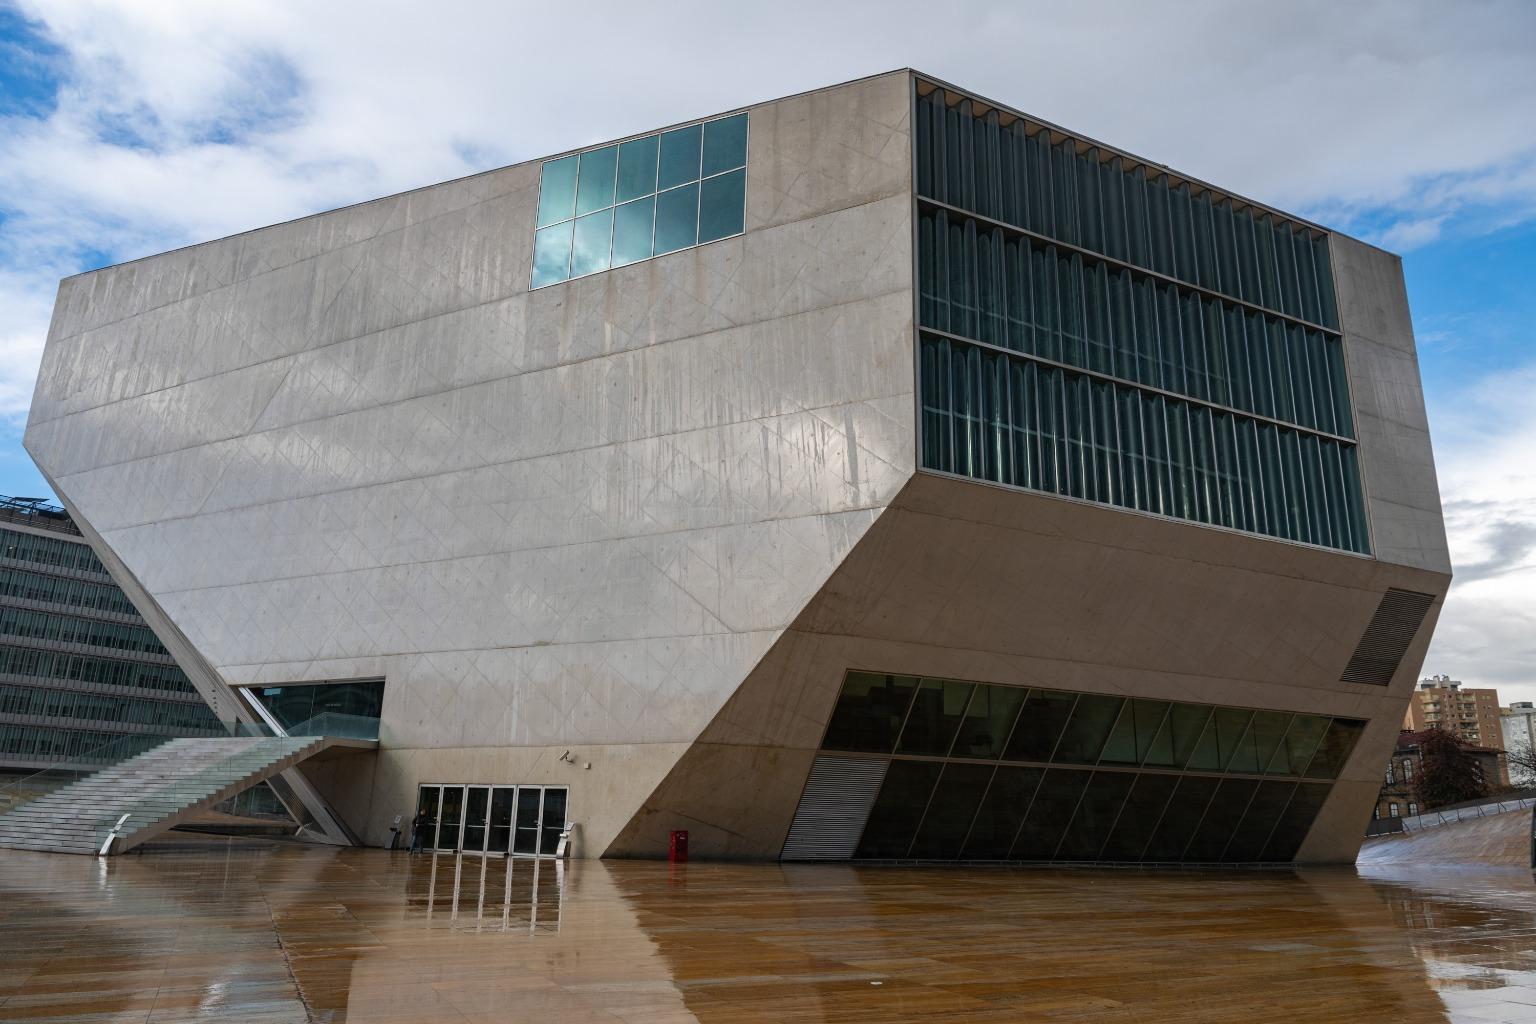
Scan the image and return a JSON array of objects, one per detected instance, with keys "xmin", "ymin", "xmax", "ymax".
[{"xmin": 1, "ymin": 838, "xmax": 1534, "ymax": 1022}]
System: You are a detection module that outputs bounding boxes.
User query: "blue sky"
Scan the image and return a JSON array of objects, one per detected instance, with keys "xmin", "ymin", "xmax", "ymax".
[{"xmin": 0, "ymin": 0, "xmax": 1532, "ymax": 699}]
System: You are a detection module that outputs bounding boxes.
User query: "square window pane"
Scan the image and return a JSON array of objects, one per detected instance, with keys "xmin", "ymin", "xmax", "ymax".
[
  {"xmin": 1056, "ymin": 771, "xmax": 1136, "ymax": 860},
  {"xmin": 654, "ymin": 183, "xmax": 698, "ymax": 255},
  {"xmin": 895, "ymin": 678, "xmax": 973, "ymax": 756},
  {"xmin": 1003, "ymin": 690, "xmax": 1076, "ymax": 762},
  {"xmin": 537, "ymin": 154, "xmax": 578, "ymax": 227},
  {"xmin": 1011, "ymin": 767, "xmax": 1091, "ymax": 860},
  {"xmin": 959, "ymin": 766, "xmax": 1043, "ymax": 860},
  {"xmin": 1053, "ymin": 693, "xmax": 1124, "ymax": 764},
  {"xmin": 658, "ymin": 123, "xmax": 702, "ymax": 190},
  {"xmin": 1304, "ymin": 719, "xmax": 1365, "ymax": 779},
  {"xmin": 702, "ymin": 113, "xmax": 748, "ymax": 176},
  {"xmin": 854, "ymin": 760, "xmax": 941, "ymax": 859},
  {"xmin": 616, "ymin": 135, "xmax": 659, "ymax": 204},
  {"xmin": 531, "ymin": 222, "xmax": 573, "ymax": 288},
  {"xmin": 611, "ymin": 197, "xmax": 655, "ymax": 268},
  {"xmin": 951, "ymin": 684, "xmax": 1028, "ymax": 759},
  {"xmin": 1268, "ymin": 714, "xmax": 1329, "ymax": 776},
  {"xmin": 908, "ymin": 762, "xmax": 994, "ymax": 859},
  {"xmin": 569, "ymin": 209, "xmax": 614, "ymax": 278},
  {"xmin": 698, "ymin": 168, "xmax": 746, "ymax": 244},
  {"xmin": 1099, "ymin": 771, "xmax": 1178, "ymax": 861},
  {"xmin": 575, "ymin": 145, "xmax": 618, "ymax": 216},
  {"xmin": 821, "ymin": 673, "xmax": 919, "ymax": 754}
]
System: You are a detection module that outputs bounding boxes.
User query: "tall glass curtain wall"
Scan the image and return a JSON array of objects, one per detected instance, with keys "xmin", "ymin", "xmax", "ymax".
[
  {"xmin": 532, "ymin": 113, "xmax": 748, "ymax": 288},
  {"xmin": 0, "ymin": 526, "xmax": 221, "ymax": 768},
  {"xmin": 820, "ymin": 671, "xmax": 1364, "ymax": 863},
  {"xmin": 914, "ymin": 86, "xmax": 1368, "ymax": 554}
]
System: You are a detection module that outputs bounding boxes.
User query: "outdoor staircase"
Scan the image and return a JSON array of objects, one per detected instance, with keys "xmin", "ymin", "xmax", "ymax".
[{"xmin": 0, "ymin": 735, "xmax": 343, "ymax": 855}]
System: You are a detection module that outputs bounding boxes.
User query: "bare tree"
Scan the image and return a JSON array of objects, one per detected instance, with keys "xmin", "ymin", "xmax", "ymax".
[{"xmin": 1414, "ymin": 728, "xmax": 1489, "ymax": 809}]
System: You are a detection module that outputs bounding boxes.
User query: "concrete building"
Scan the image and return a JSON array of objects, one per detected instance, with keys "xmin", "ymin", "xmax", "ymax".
[
  {"xmin": 21, "ymin": 70, "xmax": 1451, "ymax": 863},
  {"xmin": 0, "ymin": 494, "xmax": 222, "ymax": 788},
  {"xmin": 1405, "ymin": 677, "xmax": 1508, "ymax": 784},
  {"xmin": 1502, "ymin": 702, "xmax": 1536, "ymax": 787}
]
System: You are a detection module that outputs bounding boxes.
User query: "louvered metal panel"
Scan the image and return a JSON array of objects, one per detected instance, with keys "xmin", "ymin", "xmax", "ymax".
[
  {"xmin": 1340, "ymin": 589, "xmax": 1436, "ymax": 686},
  {"xmin": 780, "ymin": 755, "xmax": 888, "ymax": 861}
]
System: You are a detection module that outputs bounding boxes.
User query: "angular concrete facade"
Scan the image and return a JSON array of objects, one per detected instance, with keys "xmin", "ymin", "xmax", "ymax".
[{"xmin": 25, "ymin": 70, "xmax": 1449, "ymax": 862}]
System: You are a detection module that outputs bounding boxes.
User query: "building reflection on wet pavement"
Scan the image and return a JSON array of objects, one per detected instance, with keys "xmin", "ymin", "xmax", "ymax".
[{"xmin": 0, "ymin": 838, "xmax": 1532, "ymax": 1022}]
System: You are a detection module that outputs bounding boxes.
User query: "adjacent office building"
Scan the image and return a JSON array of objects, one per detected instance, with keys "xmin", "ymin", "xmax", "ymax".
[
  {"xmin": 23, "ymin": 70, "xmax": 1451, "ymax": 863},
  {"xmin": 0, "ymin": 495, "xmax": 222, "ymax": 782}
]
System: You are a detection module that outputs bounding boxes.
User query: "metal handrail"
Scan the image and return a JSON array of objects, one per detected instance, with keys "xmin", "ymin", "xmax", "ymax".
[{"xmin": 1397, "ymin": 796, "xmax": 1536, "ymax": 834}]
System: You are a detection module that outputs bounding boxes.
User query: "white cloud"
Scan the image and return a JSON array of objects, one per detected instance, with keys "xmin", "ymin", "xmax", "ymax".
[
  {"xmin": 1422, "ymin": 365, "xmax": 1536, "ymax": 704},
  {"xmin": 0, "ymin": 0, "xmax": 1534, "ymax": 699}
]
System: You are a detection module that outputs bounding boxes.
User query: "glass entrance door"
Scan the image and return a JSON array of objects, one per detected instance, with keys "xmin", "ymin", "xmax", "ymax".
[
  {"xmin": 489, "ymin": 787, "xmax": 515, "ymax": 853},
  {"xmin": 415, "ymin": 783, "xmax": 569, "ymax": 857},
  {"xmin": 512, "ymin": 787, "xmax": 542, "ymax": 855},
  {"xmin": 462, "ymin": 786, "xmax": 491, "ymax": 853},
  {"xmin": 437, "ymin": 785, "xmax": 464, "ymax": 851}
]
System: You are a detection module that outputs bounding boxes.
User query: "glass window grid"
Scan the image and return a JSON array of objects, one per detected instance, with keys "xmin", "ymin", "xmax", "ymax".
[
  {"xmin": 823, "ymin": 671, "xmax": 1358, "ymax": 780},
  {"xmin": 0, "ymin": 681, "xmax": 220, "ymax": 730},
  {"xmin": 0, "ymin": 645, "xmax": 199, "ymax": 694},
  {"xmin": 917, "ymin": 208, "xmax": 1355, "ymax": 439},
  {"xmin": 0, "ymin": 724, "xmax": 183, "ymax": 763},
  {"xmin": 914, "ymin": 86, "xmax": 1338, "ymax": 330},
  {"xmin": 532, "ymin": 112, "xmax": 748, "ymax": 289},
  {"xmin": 0, "ymin": 605, "xmax": 172, "ymax": 657},
  {"xmin": 0, "ymin": 566, "xmax": 142, "ymax": 618},
  {"xmin": 0, "ymin": 528, "xmax": 111, "ymax": 577},
  {"xmin": 920, "ymin": 333, "xmax": 1368, "ymax": 553},
  {"xmin": 826, "ymin": 671, "xmax": 1356, "ymax": 863}
]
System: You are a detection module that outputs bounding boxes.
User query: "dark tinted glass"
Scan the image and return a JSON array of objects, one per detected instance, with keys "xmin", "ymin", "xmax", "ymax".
[
  {"xmin": 658, "ymin": 123, "xmax": 702, "ymax": 190},
  {"xmin": 1261, "ymin": 782, "xmax": 1330, "ymax": 861},
  {"xmin": 702, "ymin": 113, "xmax": 748, "ymax": 176},
  {"xmin": 537, "ymin": 154, "xmax": 578, "ymax": 227},
  {"xmin": 951, "ymin": 684, "xmax": 1027, "ymax": 759},
  {"xmin": 1011, "ymin": 768, "xmax": 1091, "ymax": 860},
  {"xmin": 1099, "ymin": 699, "xmax": 1169, "ymax": 766},
  {"xmin": 1053, "ymin": 693, "xmax": 1124, "ymax": 764},
  {"xmin": 1269, "ymin": 714, "xmax": 1329, "ymax": 776},
  {"xmin": 698, "ymin": 168, "xmax": 746, "ymax": 244},
  {"xmin": 1222, "ymin": 780, "xmax": 1295, "ymax": 861},
  {"xmin": 575, "ymin": 145, "xmax": 618, "ymax": 216},
  {"xmin": 616, "ymin": 135, "xmax": 659, "ymax": 204},
  {"xmin": 531, "ymin": 222, "xmax": 573, "ymax": 288},
  {"xmin": 896, "ymin": 678, "xmax": 974, "ymax": 756},
  {"xmin": 1185, "ymin": 778, "xmax": 1258, "ymax": 861},
  {"xmin": 1145, "ymin": 702, "xmax": 1210, "ymax": 769},
  {"xmin": 1004, "ymin": 690, "xmax": 1076, "ymax": 762},
  {"xmin": 569, "ymin": 209, "xmax": 613, "ymax": 278},
  {"xmin": 1099, "ymin": 771, "xmax": 1178, "ymax": 860},
  {"xmin": 1187, "ymin": 707, "xmax": 1252, "ymax": 772},
  {"xmin": 1055, "ymin": 771, "xmax": 1135, "ymax": 860},
  {"xmin": 611, "ymin": 197, "xmax": 655, "ymax": 268},
  {"xmin": 1227, "ymin": 711, "xmax": 1290, "ymax": 774},
  {"xmin": 1142, "ymin": 775, "xmax": 1219, "ymax": 861},
  {"xmin": 654, "ymin": 183, "xmax": 699, "ymax": 255},
  {"xmin": 960, "ymin": 765, "xmax": 1042, "ymax": 859},
  {"xmin": 821, "ymin": 672, "xmax": 918, "ymax": 753},
  {"xmin": 855, "ymin": 760, "xmax": 941, "ymax": 859},
  {"xmin": 909, "ymin": 763, "xmax": 994, "ymax": 859},
  {"xmin": 1305, "ymin": 718, "xmax": 1364, "ymax": 779}
]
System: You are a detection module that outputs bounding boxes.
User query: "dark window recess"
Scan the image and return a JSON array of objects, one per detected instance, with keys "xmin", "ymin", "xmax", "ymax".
[{"xmin": 1340, "ymin": 589, "xmax": 1436, "ymax": 685}]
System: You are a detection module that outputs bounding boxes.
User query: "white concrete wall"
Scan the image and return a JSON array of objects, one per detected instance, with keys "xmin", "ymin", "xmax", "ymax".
[{"xmin": 26, "ymin": 71, "xmax": 916, "ymax": 850}]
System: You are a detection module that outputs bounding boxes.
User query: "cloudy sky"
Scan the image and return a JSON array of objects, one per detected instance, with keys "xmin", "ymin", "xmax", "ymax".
[{"xmin": 1, "ymin": 0, "xmax": 1533, "ymax": 699}]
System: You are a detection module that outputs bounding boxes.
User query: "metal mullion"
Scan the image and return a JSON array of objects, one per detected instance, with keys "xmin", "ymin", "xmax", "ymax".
[
  {"xmin": 1048, "ymin": 766, "xmax": 1102, "ymax": 862},
  {"xmin": 916, "ymin": 195, "xmax": 1340, "ymax": 337},
  {"xmin": 1211, "ymin": 778, "xmax": 1268, "ymax": 864},
  {"xmin": 952, "ymin": 762, "xmax": 1001, "ymax": 860},
  {"xmin": 1084, "ymin": 701, "xmax": 1151, "ymax": 860},
  {"xmin": 920, "ymin": 327, "xmax": 1358, "ymax": 447}
]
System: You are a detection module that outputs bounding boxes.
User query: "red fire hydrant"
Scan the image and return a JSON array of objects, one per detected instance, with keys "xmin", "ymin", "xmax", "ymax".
[{"xmin": 668, "ymin": 830, "xmax": 689, "ymax": 863}]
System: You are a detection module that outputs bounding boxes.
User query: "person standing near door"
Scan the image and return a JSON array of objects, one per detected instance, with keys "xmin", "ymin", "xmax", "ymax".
[{"xmin": 410, "ymin": 807, "xmax": 434, "ymax": 853}]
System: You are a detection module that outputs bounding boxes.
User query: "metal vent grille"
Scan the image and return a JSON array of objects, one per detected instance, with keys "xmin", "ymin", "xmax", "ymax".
[
  {"xmin": 1340, "ymin": 589, "xmax": 1436, "ymax": 685},
  {"xmin": 780, "ymin": 755, "xmax": 888, "ymax": 861}
]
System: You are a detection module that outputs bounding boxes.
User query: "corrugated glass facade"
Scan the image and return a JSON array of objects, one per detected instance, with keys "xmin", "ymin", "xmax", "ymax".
[
  {"xmin": 817, "ymin": 671, "xmax": 1363, "ymax": 863},
  {"xmin": 0, "ymin": 506, "xmax": 220, "ymax": 771},
  {"xmin": 914, "ymin": 83, "xmax": 1368, "ymax": 553}
]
